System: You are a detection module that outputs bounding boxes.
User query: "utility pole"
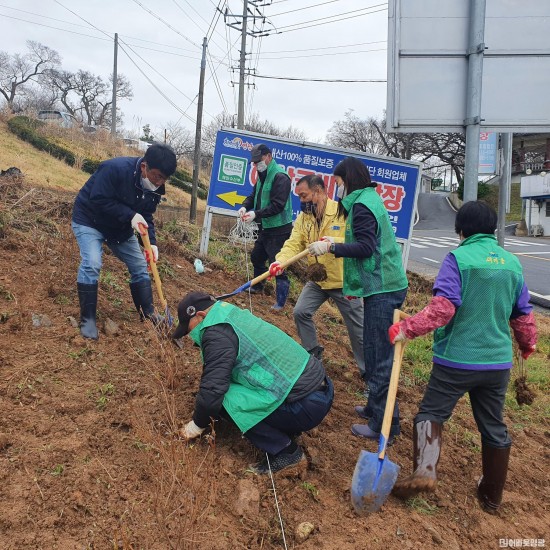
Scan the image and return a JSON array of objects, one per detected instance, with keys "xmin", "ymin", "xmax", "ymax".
[
  {"xmin": 237, "ymin": 0, "xmax": 248, "ymax": 129},
  {"xmin": 462, "ymin": 0, "xmax": 486, "ymax": 202},
  {"xmin": 111, "ymin": 33, "xmax": 118, "ymax": 136},
  {"xmin": 497, "ymin": 133, "xmax": 512, "ymax": 246},
  {"xmin": 190, "ymin": 37, "xmax": 207, "ymax": 225}
]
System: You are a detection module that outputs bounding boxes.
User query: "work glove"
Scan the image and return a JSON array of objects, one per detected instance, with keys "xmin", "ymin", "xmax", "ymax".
[
  {"xmin": 242, "ymin": 211, "xmax": 256, "ymax": 223},
  {"xmin": 131, "ymin": 213, "xmax": 148, "ymax": 235},
  {"xmin": 321, "ymin": 235, "xmax": 335, "ymax": 245},
  {"xmin": 144, "ymin": 244, "xmax": 158, "ymax": 264},
  {"xmin": 269, "ymin": 261, "xmax": 284, "ymax": 277},
  {"xmin": 388, "ymin": 322, "xmax": 406, "ymax": 345},
  {"xmin": 181, "ymin": 420, "xmax": 204, "ymax": 440},
  {"xmin": 308, "ymin": 240, "xmax": 331, "ymax": 256},
  {"xmin": 519, "ymin": 345, "xmax": 536, "ymax": 360},
  {"xmin": 237, "ymin": 206, "xmax": 246, "ymax": 219}
]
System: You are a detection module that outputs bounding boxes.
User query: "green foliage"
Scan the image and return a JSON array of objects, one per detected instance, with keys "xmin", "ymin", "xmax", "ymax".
[
  {"xmin": 50, "ymin": 464, "xmax": 65, "ymax": 476},
  {"xmin": 7, "ymin": 116, "xmax": 100, "ymax": 174},
  {"xmin": 456, "ymin": 180, "xmax": 491, "ymax": 201},
  {"xmin": 406, "ymin": 496, "xmax": 438, "ymax": 515},
  {"xmin": 169, "ymin": 169, "xmax": 208, "ymax": 200}
]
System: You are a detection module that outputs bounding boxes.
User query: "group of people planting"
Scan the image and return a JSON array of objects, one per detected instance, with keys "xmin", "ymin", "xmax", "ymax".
[{"xmin": 72, "ymin": 141, "xmax": 537, "ymax": 513}]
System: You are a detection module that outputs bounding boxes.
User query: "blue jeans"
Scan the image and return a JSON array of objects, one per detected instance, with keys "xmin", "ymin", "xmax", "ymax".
[
  {"xmin": 72, "ymin": 222, "xmax": 150, "ymax": 285},
  {"xmin": 363, "ymin": 289, "xmax": 408, "ymax": 437},
  {"xmin": 244, "ymin": 377, "xmax": 334, "ymax": 454}
]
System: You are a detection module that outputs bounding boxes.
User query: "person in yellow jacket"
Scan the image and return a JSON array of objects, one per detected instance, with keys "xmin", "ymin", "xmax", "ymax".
[{"xmin": 270, "ymin": 174, "xmax": 366, "ymax": 380}]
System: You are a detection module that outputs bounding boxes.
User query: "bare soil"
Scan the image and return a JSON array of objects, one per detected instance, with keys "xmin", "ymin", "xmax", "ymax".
[{"xmin": 0, "ymin": 178, "xmax": 548, "ymax": 549}]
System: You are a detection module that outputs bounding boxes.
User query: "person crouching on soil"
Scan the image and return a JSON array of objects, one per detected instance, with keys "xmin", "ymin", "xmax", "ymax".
[
  {"xmin": 72, "ymin": 143, "xmax": 177, "ymax": 340},
  {"xmin": 388, "ymin": 201, "xmax": 537, "ymax": 513},
  {"xmin": 173, "ymin": 291, "xmax": 334, "ymax": 475}
]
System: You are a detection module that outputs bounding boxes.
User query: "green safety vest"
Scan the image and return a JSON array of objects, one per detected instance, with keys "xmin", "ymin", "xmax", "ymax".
[
  {"xmin": 433, "ymin": 234, "xmax": 524, "ymax": 366},
  {"xmin": 189, "ymin": 301, "xmax": 310, "ymax": 433},
  {"xmin": 340, "ymin": 187, "xmax": 408, "ymax": 297},
  {"xmin": 254, "ymin": 160, "xmax": 293, "ymax": 229}
]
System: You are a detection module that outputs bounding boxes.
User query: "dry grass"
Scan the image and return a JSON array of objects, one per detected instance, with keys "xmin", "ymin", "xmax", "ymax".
[{"xmin": 0, "ymin": 114, "xmax": 206, "ymax": 210}]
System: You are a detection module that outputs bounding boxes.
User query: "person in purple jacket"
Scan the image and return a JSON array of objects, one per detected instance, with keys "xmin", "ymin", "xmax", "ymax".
[
  {"xmin": 388, "ymin": 201, "xmax": 537, "ymax": 513},
  {"xmin": 72, "ymin": 143, "xmax": 177, "ymax": 340}
]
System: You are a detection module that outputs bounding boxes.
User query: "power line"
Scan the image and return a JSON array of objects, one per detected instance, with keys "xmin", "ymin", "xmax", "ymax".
[
  {"xmin": 260, "ymin": 46, "xmax": 386, "ymax": 60},
  {"xmin": 275, "ymin": 4, "xmax": 388, "ymax": 32},
  {"xmin": 268, "ymin": 0, "xmax": 344, "ymax": 17},
  {"xmin": 250, "ymin": 73, "xmax": 386, "ymax": 83},
  {"xmin": 260, "ymin": 39, "xmax": 386, "ymax": 54},
  {"xmin": 130, "ymin": 0, "xmax": 201, "ymax": 49},
  {"xmin": 207, "ymin": 51, "xmax": 230, "ymax": 115},
  {"xmin": 118, "ymin": 41, "xmax": 196, "ymax": 124},
  {"xmin": 0, "ymin": 4, "xmax": 202, "ymax": 54}
]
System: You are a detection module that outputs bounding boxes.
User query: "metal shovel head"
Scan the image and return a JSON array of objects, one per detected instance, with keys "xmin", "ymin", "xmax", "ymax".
[{"xmin": 351, "ymin": 449, "xmax": 400, "ymax": 515}]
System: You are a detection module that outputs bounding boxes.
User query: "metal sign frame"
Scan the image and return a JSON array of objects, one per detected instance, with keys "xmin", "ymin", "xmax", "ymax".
[{"xmin": 387, "ymin": 0, "xmax": 550, "ymax": 133}]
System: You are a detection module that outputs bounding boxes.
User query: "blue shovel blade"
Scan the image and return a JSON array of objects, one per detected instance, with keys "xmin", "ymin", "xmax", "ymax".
[{"xmin": 351, "ymin": 449, "xmax": 400, "ymax": 515}]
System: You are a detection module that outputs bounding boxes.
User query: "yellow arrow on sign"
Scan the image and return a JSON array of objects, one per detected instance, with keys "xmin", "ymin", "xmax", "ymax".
[{"xmin": 217, "ymin": 190, "xmax": 247, "ymax": 207}]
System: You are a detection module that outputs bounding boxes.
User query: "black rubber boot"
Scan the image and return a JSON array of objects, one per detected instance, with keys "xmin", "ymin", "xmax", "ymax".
[
  {"xmin": 272, "ymin": 278, "xmax": 290, "ymax": 311},
  {"xmin": 477, "ymin": 443, "xmax": 511, "ymax": 514},
  {"xmin": 129, "ymin": 280, "xmax": 164, "ymax": 325},
  {"xmin": 77, "ymin": 282, "xmax": 99, "ymax": 340},
  {"xmin": 392, "ymin": 420, "xmax": 442, "ymax": 499}
]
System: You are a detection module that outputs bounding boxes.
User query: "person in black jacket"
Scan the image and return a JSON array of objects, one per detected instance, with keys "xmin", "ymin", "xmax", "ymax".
[
  {"xmin": 72, "ymin": 143, "xmax": 177, "ymax": 339},
  {"xmin": 238, "ymin": 144, "xmax": 293, "ymax": 311},
  {"xmin": 173, "ymin": 291, "xmax": 334, "ymax": 475}
]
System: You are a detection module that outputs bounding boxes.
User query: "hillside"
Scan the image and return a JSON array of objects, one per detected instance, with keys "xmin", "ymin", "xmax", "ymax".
[
  {"xmin": 0, "ymin": 117, "xmax": 204, "ymax": 210},
  {"xmin": 0, "ymin": 167, "xmax": 548, "ymax": 548}
]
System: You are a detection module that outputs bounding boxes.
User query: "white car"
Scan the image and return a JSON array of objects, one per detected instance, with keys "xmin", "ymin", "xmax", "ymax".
[{"xmin": 37, "ymin": 110, "xmax": 78, "ymax": 129}]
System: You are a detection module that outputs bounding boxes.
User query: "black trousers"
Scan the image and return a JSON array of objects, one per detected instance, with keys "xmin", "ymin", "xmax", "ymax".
[
  {"xmin": 250, "ymin": 230, "xmax": 291, "ymax": 284},
  {"xmin": 415, "ymin": 363, "xmax": 512, "ymax": 448}
]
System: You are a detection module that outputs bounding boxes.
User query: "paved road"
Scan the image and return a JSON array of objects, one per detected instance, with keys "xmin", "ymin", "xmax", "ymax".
[{"xmin": 408, "ymin": 193, "xmax": 550, "ymax": 308}]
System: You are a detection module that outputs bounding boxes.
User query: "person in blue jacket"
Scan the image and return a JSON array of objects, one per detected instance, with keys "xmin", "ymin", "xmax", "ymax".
[{"xmin": 72, "ymin": 143, "xmax": 177, "ymax": 339}]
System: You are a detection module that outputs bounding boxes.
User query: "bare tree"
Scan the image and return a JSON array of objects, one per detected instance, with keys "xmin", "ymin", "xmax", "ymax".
[
  {"xmin": 326, "ymin": 110, "xmax": 466, "ymax": 182},
  {"xmin": 0, "ymin": 41, "xmax": 61, "ymax": 112},
  {"xmin": 47, "ymin": 69, "xmax": 133, "ymax": 126},
  {"xmin": 165, "ymin": 122, "xmax": 194, "ymax": 160}
]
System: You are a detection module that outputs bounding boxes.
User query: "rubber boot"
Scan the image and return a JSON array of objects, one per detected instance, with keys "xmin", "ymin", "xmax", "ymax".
[
  {"xmin": 392, "ymin": 420, "xmax": 442, "ymax": 499},
  {"xmin": 477, "ymin": 443, "xmax": 511, "ymax": 514},
  {"xmin": 77, "ymin": 282, "xmax": 99, "ymax": 340},
  {"xmin": 271, "ymin": 278, "xmax": 290, "ymax": 311},
  {"xmin": 129, "ymin": 280, "xmax": 165, "ymax": 326}
]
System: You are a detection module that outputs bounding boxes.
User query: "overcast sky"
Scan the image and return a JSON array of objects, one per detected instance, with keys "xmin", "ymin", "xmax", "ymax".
[{"xmin": 1, "ymin": 0, "xmax": 389, "ymax": 142}]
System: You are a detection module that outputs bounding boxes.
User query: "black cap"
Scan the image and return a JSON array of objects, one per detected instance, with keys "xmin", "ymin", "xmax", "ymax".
[
  {"xmin": 250, "ymin": 143, "xmax": 271, "ymax": 163},
  {"xmin": 172, "ymin": 291, "xmax": 216, "ymax": 339}
]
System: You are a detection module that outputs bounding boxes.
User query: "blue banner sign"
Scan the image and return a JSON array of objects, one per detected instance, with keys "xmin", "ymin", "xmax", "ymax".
[
  {"xmin": 479, "ymin": 132, "xmax": 498, "ymax": 175},
  {"xmin": 208, "ymin": 129, "xmax": 421, "ymax": 241}
]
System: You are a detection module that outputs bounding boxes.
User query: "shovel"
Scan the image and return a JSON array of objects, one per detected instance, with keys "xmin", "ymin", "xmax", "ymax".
[
  {"xmin": 216, "ymin": 249, "xmax": 310, "ymax": 300},
  {"xmin": 140, "ymin": 230, "xmax": 173, "ymax": 326},
  {"xmin": 351, "ymin": 308, "xmax": 409, "ymax": 514}
]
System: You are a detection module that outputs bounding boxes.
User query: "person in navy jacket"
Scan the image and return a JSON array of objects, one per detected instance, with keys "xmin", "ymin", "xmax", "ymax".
[{"xmin": 72, "ymin": 143, "xmax": 177, "ymax": 339}]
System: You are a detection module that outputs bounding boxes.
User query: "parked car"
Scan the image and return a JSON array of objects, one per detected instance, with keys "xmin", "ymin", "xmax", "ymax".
[{"xmin": 37, "ymin": 110, "xmax": 78, "ymax": 129}]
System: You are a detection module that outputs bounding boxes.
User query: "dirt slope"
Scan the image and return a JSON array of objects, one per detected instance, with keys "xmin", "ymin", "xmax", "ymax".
[{"xmin": 0, "ymin": 178, "xmax": 548, "ymax": 549}]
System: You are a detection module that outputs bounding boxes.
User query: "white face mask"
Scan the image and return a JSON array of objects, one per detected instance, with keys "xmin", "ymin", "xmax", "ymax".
[
  {"xmin": 336, "ymin": 184, "xmax": 345, "ymax": 199},
  {"xmin": 141, "ymin": 177, "xmax": 157, "ymax": 191},
  {"xmin": 256, "ymin": 160, "xmax": 268, "ymax": 173}
]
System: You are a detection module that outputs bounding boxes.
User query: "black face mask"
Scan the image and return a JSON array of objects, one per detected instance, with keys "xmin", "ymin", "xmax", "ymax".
[{"xmin": 300, "ymin": 201, "xmax": 317, "ymax": 215}]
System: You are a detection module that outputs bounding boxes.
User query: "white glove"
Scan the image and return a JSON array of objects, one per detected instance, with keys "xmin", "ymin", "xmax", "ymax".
[
  {"xmin": 321, "ymin": 236, "xmax": 335, "ymax": 245},
  {"xmin": 144, "ymin": 244, "xmax": 158, "ymax": 263},
  {"xmin": 308, "ymin": 240, "xmax": 331, "ymax": 256},
  {"xmin": 131, "ymin": 213, "xmax": 148, "ymax": 235},
  {"xmin": 242, "ymin": 211, "xmax": 256, "ymax": 223},
  {"xmin": 237, "ymin": 206, "xmax": 246, "ymax": 219},
  {"xmin": 181, "ymin": 420, "xmax": 204, "ymax": 440}
]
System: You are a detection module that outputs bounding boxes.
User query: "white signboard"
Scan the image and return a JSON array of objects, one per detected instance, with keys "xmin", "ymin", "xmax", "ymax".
[
  {"xmin": 387, "ymin": 0, "xmax": 550, "ymax": 132},
  {"xmin": 520, "ymin": 174, "xmax": 550, "ymax": 199}
]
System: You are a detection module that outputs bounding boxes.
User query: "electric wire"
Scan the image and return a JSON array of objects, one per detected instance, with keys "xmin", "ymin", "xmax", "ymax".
[
  {"xmin": 207, "ymin": 51, "xmax": 230, "ymax": 115},
  {"xmin": 117, "ymin": 41, "xmax": 196, "ymax": 124},
  {"xmin": 130, "ymin": 0, "xmax": 201, "ymax": 49},
  {"xmin": 268, "ymin": 0, "xmax": 344, "ymax": 17},
  {"xmin": 259, "ymin": 46, "xmax": 386, "ymax": 60},
  {"xmin": 250, "ymin": 73, "xmax": 386, "ymax": 82},
  {"xmin": 260, "ymin": 39, "xmax": 386, "ymax": 54}
]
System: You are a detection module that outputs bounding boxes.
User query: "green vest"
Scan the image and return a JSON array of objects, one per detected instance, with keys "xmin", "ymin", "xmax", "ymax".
[
  {"xmin": 340, "ymin": 187, "xmax": 408, "ymax": 297},
  {"xmin": 254, "ymin": 161, "xmax": 293, "ymax": 229},
  {"xmin": 189, "ymin": 301, "xmax": 310, "ymax": 433},
  {"xmin": 433, "ymin": 234, "xmax": 524, "ymax": 366}
]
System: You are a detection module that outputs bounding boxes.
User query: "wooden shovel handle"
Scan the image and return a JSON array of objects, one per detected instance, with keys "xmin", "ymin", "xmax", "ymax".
[
  {"xmin": 248, "ymin": 249, "xmax": 310, "ymax": 288},
  {"xmin": 141, "ymin": 230, "xmax": 167, "ymax": 309},
  {"xmin": 378, "ymin": 308, "xmax": 410, "ymax": 459}
]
